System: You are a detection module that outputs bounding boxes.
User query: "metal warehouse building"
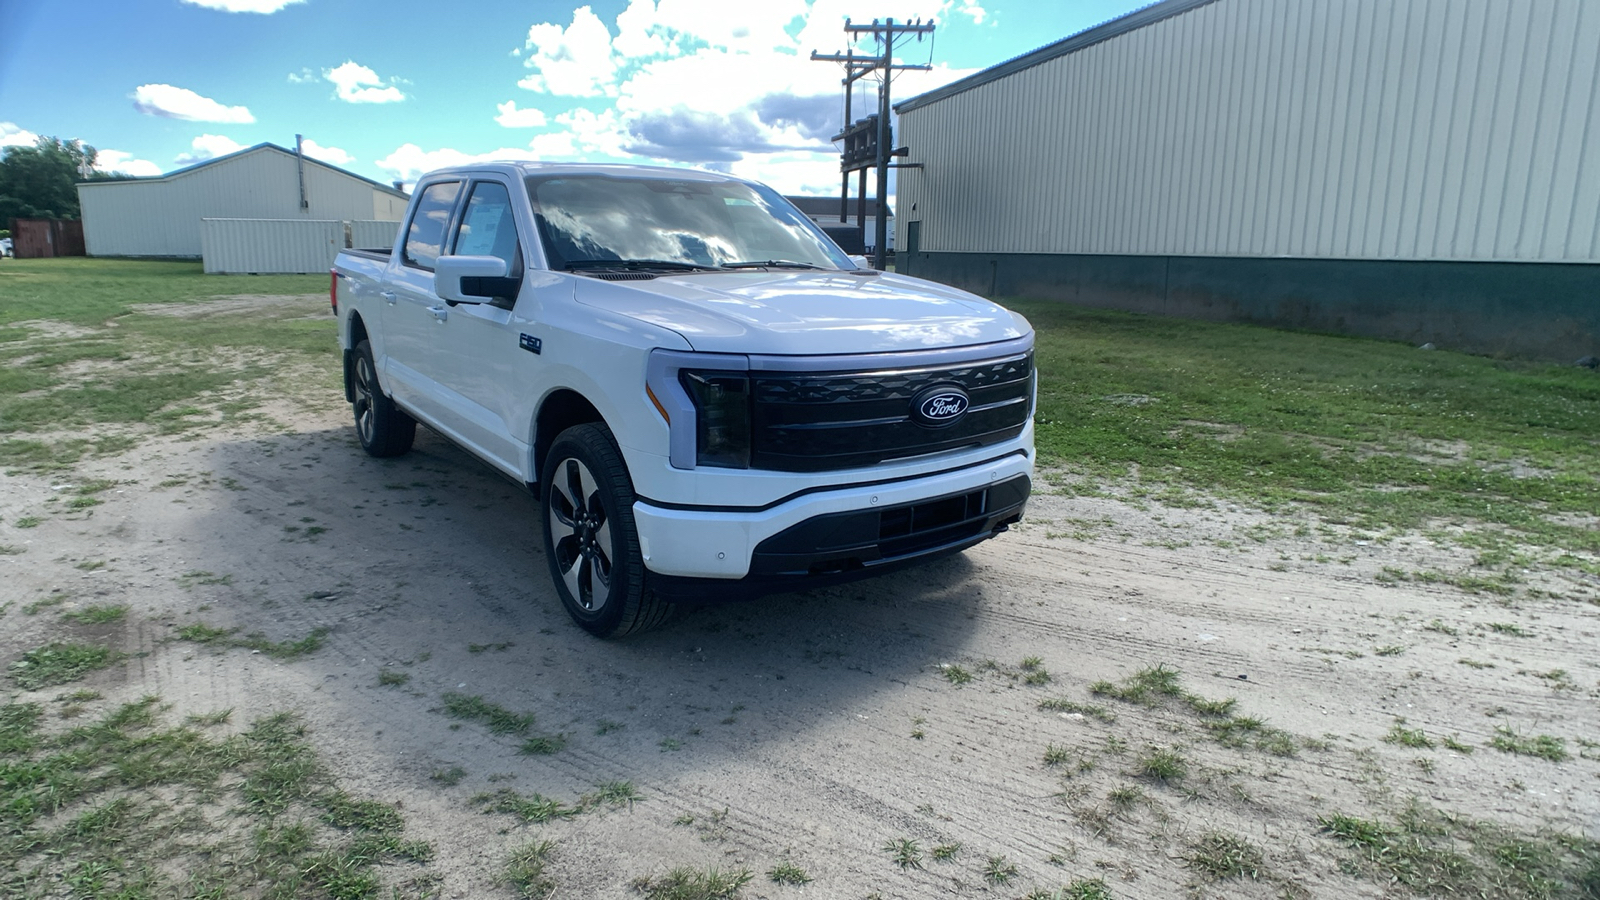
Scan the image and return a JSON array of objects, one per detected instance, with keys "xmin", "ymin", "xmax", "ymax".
[
  {"xmin": 77, "ymin": 143, "xmax": 408, "ymax": 268},
  {"xmin": 893, "ymin": 0, "xmax": 1600, "ymax": 360}
]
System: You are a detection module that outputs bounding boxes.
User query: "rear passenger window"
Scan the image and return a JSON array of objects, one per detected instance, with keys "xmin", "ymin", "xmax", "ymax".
[{"xmin": 403, "ymin": 181, "xmax": 461, "ymax": 269}]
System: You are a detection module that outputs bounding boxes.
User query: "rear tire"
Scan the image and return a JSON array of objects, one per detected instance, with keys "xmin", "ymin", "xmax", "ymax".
[
  {"xmin": 540, "ymin": 423, "xmax": 673, "ymax": 637},
  {"xmin": 351, "ymin": 340, "xmax": 416, "ymax": 457}
]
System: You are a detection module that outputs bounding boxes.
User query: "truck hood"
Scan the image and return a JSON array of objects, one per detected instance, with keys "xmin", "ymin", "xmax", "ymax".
[{"xmin": 571, "ymin": 270, "xmax": 1030, "ymax": 355}]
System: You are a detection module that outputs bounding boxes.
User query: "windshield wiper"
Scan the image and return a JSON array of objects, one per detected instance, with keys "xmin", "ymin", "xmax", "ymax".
[
  {"xmin": 564, "ymin": 259, "xmax": 720, "ymax": 272},
  {"xmin": 719, "ymin": 260, "xmax": 827, "ymax": 270}
]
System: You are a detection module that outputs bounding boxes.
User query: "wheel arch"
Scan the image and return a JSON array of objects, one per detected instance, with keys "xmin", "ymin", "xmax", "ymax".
[
  {"xmin": 342, "ymin": 311, "xmax": 371, "ymax": 403},
  {"xmin": 531, "ymin": 389, "xmax": 606, "ymax": 489}
]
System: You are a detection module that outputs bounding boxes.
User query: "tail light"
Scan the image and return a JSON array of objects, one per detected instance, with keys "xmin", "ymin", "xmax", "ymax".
[{"xmin": 329, "ymin": 269, "xmax": 339, "ymax": 314}]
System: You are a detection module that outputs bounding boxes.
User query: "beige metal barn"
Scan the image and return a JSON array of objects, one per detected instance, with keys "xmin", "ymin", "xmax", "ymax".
[
  {"xmin": 893, "ymin": 0, "xmax": 1600, "ymax": 360},
  {"xmin": 77, "ymin": 143, "xmax": 408, "ymax": 261}
]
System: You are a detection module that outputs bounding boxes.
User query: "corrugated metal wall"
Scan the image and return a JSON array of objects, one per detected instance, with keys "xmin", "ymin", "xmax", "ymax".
[
  {"xmin": 80, "ymin": 148, "xmax": 404, "ymax": 258},
  {"xmin": 200, "ymin": 218, "xmax": 345, "ymax": 274},
  {"xmin": 349, "ymin": 219, "xmax": 401, "ymax": 251},
  {"xmin": 896, "ymin": 0, "xmax": 1600, "ymax": 262}
]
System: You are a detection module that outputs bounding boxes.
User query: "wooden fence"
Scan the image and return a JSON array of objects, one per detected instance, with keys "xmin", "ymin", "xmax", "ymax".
[{"xmin": 7, "ymin": 218, "xmax": 86, "ymax": 258}]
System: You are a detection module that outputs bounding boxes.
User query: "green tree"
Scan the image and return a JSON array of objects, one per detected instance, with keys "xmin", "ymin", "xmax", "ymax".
[{"xmin": 0, "ymin": 137, "xmax": 107, "ymax": 221}]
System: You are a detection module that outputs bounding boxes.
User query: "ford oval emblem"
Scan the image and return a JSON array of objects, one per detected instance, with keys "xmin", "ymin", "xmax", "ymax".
[{"xmin": 912, "ymin": 385, "xmax": 970, "ymax": 427}]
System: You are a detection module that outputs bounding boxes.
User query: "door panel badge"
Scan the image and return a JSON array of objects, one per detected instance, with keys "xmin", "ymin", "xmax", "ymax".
[{"xmin": 519, "ymin": 333, "xmax": 542, "ymax": 355}]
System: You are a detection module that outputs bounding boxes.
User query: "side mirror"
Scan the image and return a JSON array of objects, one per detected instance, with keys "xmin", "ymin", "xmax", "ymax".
[
  {"xmin": 434, "ymin": 255, "xmax": 511, "ymax": 304},
  {"xmin": 848, "ymin": 255, "xmax": 875, "ymax": 270}
]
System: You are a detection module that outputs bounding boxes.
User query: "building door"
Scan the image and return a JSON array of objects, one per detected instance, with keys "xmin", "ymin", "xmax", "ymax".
[{"xmin": 903, "ymin": 221, "xmax": 920, "ymax": 276}]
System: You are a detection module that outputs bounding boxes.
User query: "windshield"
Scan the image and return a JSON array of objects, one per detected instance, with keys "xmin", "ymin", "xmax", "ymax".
[{"xmin": 526, "ymin": 175, "xmax": 851, "ymax": 272}]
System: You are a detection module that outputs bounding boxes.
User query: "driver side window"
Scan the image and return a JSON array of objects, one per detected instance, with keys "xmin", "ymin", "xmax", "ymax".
[{"xmin": 452, "ymin": 181, "xmax": 522, "ymax": 277}]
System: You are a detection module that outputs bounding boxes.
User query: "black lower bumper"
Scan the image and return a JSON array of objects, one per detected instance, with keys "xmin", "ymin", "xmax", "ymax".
[{"xmin": 648, "ymin": 474, "xmax": 1030, "ymax": 603}]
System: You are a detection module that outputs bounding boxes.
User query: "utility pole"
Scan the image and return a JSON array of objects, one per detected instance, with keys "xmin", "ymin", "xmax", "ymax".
[{"xmin": 813, "ymin": 17, "xmax": 934, "ymax": 270}]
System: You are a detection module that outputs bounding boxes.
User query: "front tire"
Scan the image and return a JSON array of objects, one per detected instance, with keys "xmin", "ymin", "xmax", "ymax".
[
  {"xmin": 540, "ymin": 423, "xmax": 672, "ymax": 637},
  {"xmin": 351, "ymin": 340, "xmax": 416, "ymax": 458}
]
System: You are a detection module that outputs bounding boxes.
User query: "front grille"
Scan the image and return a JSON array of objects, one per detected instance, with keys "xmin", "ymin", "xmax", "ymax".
[
  {"xmin": 749, "ymin": 352, "xmax": 1032, "ymax": 472},
  {"xmin": 748, "ymin": 475, "xmax": 1031, "ymax": 578}
]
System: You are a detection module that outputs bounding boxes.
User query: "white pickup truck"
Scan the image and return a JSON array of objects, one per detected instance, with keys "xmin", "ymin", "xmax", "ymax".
[{"xmin": 333, "ymin": 162, "xmax": 1035, "ymax": 637}]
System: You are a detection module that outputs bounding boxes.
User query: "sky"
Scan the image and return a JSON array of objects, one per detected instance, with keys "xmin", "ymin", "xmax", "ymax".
[{"xmin": 0, "ymin": 0, "xmax": 1149, "ymax": 196}]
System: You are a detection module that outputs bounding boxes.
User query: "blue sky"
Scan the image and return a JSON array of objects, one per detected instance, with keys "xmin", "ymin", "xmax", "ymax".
[{"xmin": 1, "ymin": 0, "xmax": 1147, "ymax": 194}]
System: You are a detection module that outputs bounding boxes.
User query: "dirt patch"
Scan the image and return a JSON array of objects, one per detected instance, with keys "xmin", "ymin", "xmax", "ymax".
[
  {"xmin": 131, "ymin": 293, "xmax": 325, "ymax": 317},
  {"xmin": 2, "ymin": 405, "xmax": 1596, "ymax": 898}
]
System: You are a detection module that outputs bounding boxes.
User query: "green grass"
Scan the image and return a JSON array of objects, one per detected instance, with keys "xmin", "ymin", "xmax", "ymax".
[
  {"xmin": 1134, "ymin": 746, "xmax": 1187, "ymax": 783},
  {"xmin": 941, "ymin": 663, "xmax": 973, "ymax": 685},
  {"xmin": 1090, "ymin": 664, "xmax": 1183, "ymax": 705},
  {"xmin": 983, "ymin": 854, "xmax": 1018, "ymax": 885},
  {"xmin": 766, "ymin": 862, "xmax": 811, "ymax": 885},
  {"xmin": 1385, "ymin": 722, "xmax": 1434, "ymax": 749},
  {"xmin": 1319, "ymin": 804, "xmax": 1599, "ymax": 898},
  {"xmin": 1015, "ymin": 300, "xmax": 1600, "ymax": 556},
  {"xmin": 440, "ymin": 692, "xmax": 534, "ymax": 735},
  {"xmin": 0, "ymin": 259, "xmax": 333, "ymax": 468},
  {"xmin": 60, "ymin": 603, "xmax": 127, "ymax": 624},
  {"xmin": 1037, "ymin": 698, "xmax": 1117, "ymax": 722},
  {"xmin": 505, "ymin": 839, "xmax": 557, "ymax": 898},
  {"xmin": 883, "ymin": 837, "xmax": 923, "ymax": 869},
  {"xmin": 1187, "ymin": 831, "xmax": 1264, "ymax": 880},
  {"xmin": 1488, "ymin": 727, "xmax": 1569, "ymax": 762},
  {"xmin": 9, "ymin": 641, "xmax": 121, "ymax": 689},
  {"xmin": 0, "ymin": 699, "xmax": 431, "ymax": 899},
  {"xmin": 176, "ymin": 622, "xmax": 329, "ymax": 659},
  {"xmin": 1025, "ymin": 881, "xmax": 1113, "ymax": 900},
  {"xmin": 631, "ymin": 867, "xmax": 753, "ymax": 900}
]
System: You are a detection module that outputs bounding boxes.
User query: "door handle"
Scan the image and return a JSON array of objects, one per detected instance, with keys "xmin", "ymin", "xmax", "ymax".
[
  {"xmin": 381, "ymin": 291, "xmax": 397, "ymax": 306},
  {"xmin": 428, "ymin": 305, "xmax": 449, "ymax": 322}
]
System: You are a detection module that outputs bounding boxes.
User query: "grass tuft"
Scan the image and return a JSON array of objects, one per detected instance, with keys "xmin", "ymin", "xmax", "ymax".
[
  {"xmin": 983, "ymin": 854, "xmax": 1019, "ymax": 885},
  {"xmin": 505, "ymin": 839, "xmax": 556, "ymax": 899},
  {"xmin": 1135, "ymin": 747, "xmax": 1187, "ymax": 783},
  {"xmin": 1488, "ymin": 727, "xmax": 1568, "ymax": 762},
  {"xmin": 883, "ymin": 837, "xmax": 923, "ymax": 869},
  {"xmin": 766, "ymin": 862, "xmax": 811, "ymax": 885},
  {"xmin": 60, "ymin": 604, "xmax": 128, "ymax": 625},
  {"xmin": 1188, "ymin": 831, "xmax": 1264, "ymax": 880},
  {"xmin": 440, "ymin": 692, "xmax": 534, "ymax": 735},
  {"xmin": 631, "ymin": 867, "xmax": 753, "ymax": 900},
  {"xmin": 9, "ymin": 641, "xmax": 122, "ymax": 689}
]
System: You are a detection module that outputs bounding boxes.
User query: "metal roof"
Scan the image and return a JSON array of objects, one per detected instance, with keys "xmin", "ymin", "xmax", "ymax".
[
  {"xmin": 894, "ymin": 0, "xmax": 1220, "ymax": 114},
  {"xmin": 79, "ymin": 142, "xmax": 409, "ymax": 199}
]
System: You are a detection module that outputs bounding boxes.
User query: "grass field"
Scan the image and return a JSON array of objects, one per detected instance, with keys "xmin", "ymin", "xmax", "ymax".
[
  {"xmin": 0, "ymin": 259, "xmax": 331, "ymax": 469},
  {"xmin": 1013, "ymin": 299, "xmax": 1600, "ymax": 560}
]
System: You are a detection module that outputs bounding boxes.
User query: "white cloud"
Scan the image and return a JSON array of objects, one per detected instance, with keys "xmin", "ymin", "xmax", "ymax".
[
  {"xmin": 287, "ymin": 68, "xmax": 317, "ymax": 84},
  {"xmin": 324, "ymin": 61, "xmax": 406, "ymax": 104},
  {"xmin": 726, "ymin": 152, "xmax": 845, "ymax": 196},
  {"xmin": 529, "ymin": 132, "xmax": 576, "ymax": 157},
  {"xmin": 495, "ymin": 101, "xmax": 548, "ymax": 128},
  {"xmin": 132, "ymin": 84, "xmax": 255, "ymax": 123},
  {"xmin": 555, "ymin": 108, "xmax": 628, "ymax": 157},
  {"xmin": 518, "ymin": 6, "xmax": 621, "ymax": 97},
  {"xmin": 300, "ymin": 139, "xmax": 353, "ymax": 166},
  {"xmin": 94, "ymin": 150, "xmax": 164, "ymax": 177},
  {"xmin": 180, "ymin": 0, "xmax": 305, "ymax": 12},
  {"xmin": 374, "ymin": 144, "xmax": 544, "ymax": 184},
  {"xmin": 502, "ymin": 0, "xmax": 985, "ymax": 190},
  {"xmin": 1, "ymin": 122, "xmax": 39, "ymax": 148},
  {"xmin": 175, "ymin": 133, "xmax": 246, "ymax": 165}
]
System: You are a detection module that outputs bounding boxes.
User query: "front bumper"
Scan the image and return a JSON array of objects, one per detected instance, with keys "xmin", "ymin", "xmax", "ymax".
[{"xmin": 632, "ymin": 450, "xmax": 1032, "ymax": 600}]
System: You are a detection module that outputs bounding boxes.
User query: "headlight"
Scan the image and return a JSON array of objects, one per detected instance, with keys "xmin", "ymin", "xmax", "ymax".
[{"xmin": 681, "ymin": 370, "xmax": 751, "ymax": 468}]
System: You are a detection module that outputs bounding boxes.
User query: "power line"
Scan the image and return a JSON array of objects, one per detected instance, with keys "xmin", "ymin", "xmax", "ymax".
[{"xmin": 811, "ymin": 17, "xmax": 935, "ymax": 270}]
